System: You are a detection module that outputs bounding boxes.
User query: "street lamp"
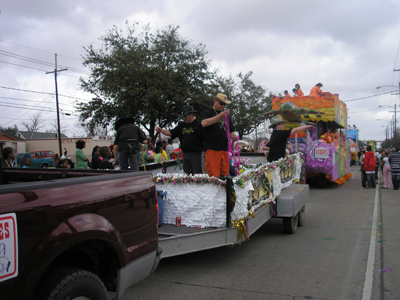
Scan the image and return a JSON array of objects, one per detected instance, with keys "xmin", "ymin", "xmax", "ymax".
[
  {"xmin": 376, "ymin": 85, "xmax": 399, "ymax": 89},
  {"xmin": 377, "ymin": 119, "xmax": 393, "ymax": 138},
  {"xmin": 376, "ymin": 84, "xmax": 400, "ymax": 147},
  {"xmin": 381, "ymin": 126, "xmax": 390, "ymax": 139}
]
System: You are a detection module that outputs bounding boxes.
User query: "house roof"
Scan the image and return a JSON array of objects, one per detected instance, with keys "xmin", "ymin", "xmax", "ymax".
[
  {"xmin": 17, "ymin": 131, "xmax": 69, "ymax": 140},
  {"xmin": 0, "ymin": 131, "xmax": 24, "ymax": 141},
  {"xmin": 0, "ymin": 132, "xmax": 17, "ymax": 141}
]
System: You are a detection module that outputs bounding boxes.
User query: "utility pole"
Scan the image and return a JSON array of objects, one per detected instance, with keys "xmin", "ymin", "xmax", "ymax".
[
  {"xmin": 393, "ymin": 71, "xmax": 400, "ymax": 147},
  {"xmin": 46, "ymin": 54, "xmax": 67, "ymax": 157},
  {"xmin": 393, "ymin": 104, "xmax": 397, "ymax": 146}
]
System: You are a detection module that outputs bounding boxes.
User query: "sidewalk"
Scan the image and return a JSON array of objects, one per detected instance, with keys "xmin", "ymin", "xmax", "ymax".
[{"xmin": 375, "ymin": 171, "xmax": 400, "ymax": 299}]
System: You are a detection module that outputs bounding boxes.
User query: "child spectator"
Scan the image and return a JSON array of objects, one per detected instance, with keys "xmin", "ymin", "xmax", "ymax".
[
  {"xmin": 21, "ymin": 154, "xmax": 32, "ymax": 168},
  {"xmin": 139, "ymin": 150, "xmax": 154, "ymax": 166},
  {"xmin": 155, "ymin": 141, "xmax": 168, "ymax": 161},
  {"xmin": 75, "ymin": 140, "xmax": 90, "ymax": 169},
  {"xmin": 165, "ymin": 138, "xmax": 174, "ymax": 159},
  {"xmin": 154, "ymin": 146, "xmax": 164, "ymax": 163},
  {"xmin": 147, "ymin": 143, "xmax": 154, "ymax": 157},
  {"xmin": 91, "ymin": 145, "xmax": 102, "ymax": 169},
  {"xmin": 98, "ymin": 146, "xmax": 114, "ymax": 170},
  {"xmin": 54, "ymin": 153, "xmax": 60, "ymax": 165},
  {"xmin": 58, "ymin": 159, "xmax": 69, "ymax": 168}
]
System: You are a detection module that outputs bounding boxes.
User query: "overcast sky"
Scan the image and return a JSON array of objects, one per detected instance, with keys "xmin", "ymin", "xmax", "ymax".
[{"xmin": 1, "ymin": 0, "xmax": 400, "ymax": 142}]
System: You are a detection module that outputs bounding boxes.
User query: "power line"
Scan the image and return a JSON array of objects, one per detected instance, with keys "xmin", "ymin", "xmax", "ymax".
[
  {"xmin": 0, "ymin": 102, "xmax": 74, "ymax": 112},
  {"xmin": 0, "ymin": 60, "xmax": 48, "ymax": 72},
  {"xmin": 0, "ymin": 60, "xmax": 87, "ymax": 79},
  {"xmin": 343, "ymin": 91, "xmax": 396, "ymax": 102},
  {"xmin": 0, "ymin": 85, "xmax": 90, "ymax": 101},
  {"xmin": 0, "ymin": 49, "xmax": 90, "ymax": 74},
  {"xmin": 0, "ymin": 39, "xmax": 83, "ymax": 61},
  {"xmin": 0, "ymin": 94, "xmax": 54, "ymax": 126},
  {"xmin": 0, "ymin": 96, "xmax": 74, "ymax": 107},
  {"xmin": 0, "ymin": 116, "xmax": 78, "ymax": 121},
  {"xmin": 0, "ymin": 103, "xmax": 56, "ymax": 112},
  {"xmin": 0, "ymin": 85, "xmax": 54, "ymax": 95},
  {"xmin": 0, "ymin": 50, "xmax": 55, "ymax": 67}
]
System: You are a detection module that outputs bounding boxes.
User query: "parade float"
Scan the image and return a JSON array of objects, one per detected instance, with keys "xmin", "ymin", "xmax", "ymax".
[
  {"xmin": 367, "ymin": 140, "xmax": 377, "ymax": 151},
  {"xmin": 265, "ymin": 94, "xmax": 352, "ymax": 187},
  {"xmin": 150, "ymin": 110, "xmax": 304, "ymax": 235},
  {"xmin": 147, "ymin": 152, "xmax": 309, "ymax": 258},
  {"xmin": 344, "ymin": 128, "xmax": 359, "ymax": 165},
  {"xmin": 126, "ymin": 105, "xmax": 310, "ymax": 256},
  {"xmin": 154, "ymin": 153, "xmax": 302, "ymax": 229}
]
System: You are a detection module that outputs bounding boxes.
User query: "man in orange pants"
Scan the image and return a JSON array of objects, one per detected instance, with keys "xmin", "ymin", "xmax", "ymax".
[{"xmin": 201, "ymin": 93, "xmax": 237, "ymax": 177}]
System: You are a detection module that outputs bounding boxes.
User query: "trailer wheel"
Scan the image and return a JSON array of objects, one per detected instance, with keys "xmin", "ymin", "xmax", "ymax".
[
  {"xmin": 37, "ymin": 267, "xmax": 109, "ymax": 300},
  {"xmin": 298, "ymin": 206, "xmax": 305, "ymax": 226},
  {"xmin": 283, "ymin": 214, "xmax": 298, "ymax": 234}
]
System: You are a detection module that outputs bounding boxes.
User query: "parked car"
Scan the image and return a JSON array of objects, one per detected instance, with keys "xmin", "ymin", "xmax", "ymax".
[
  {"xmin": 31, "ymin": 150, "xmax": 55, "ymax": 159},
  {"xmin": 16, "ymin": 152, "xmax": 54, "ymax": 168}
]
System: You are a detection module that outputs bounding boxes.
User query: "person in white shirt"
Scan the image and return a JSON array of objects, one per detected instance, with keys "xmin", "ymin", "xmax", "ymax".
[{"xmin": 380, "ymin": 150, "xmax": 391, "ymax": 189}]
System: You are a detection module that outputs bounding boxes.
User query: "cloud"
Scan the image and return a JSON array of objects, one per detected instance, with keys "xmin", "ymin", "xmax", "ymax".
[{"xmin": 1, "ymin": 0, "xmax": 400, "ymax": 141}]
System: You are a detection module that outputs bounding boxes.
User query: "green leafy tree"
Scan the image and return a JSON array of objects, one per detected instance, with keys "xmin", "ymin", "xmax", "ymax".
[
  {"xmin": 214, "ymin": 72, "xmax": 272, "ymax": 139},
  {"xmin": 0, "ymin": 124, "xmax": 18, "ymax": 136},
  {"xmin": 77, "ymin": 23, "xmax": 217, "ymax": 140},
  {"xmin": 381, "ymin": 127, "xmax": 400, "ymax": 150}
]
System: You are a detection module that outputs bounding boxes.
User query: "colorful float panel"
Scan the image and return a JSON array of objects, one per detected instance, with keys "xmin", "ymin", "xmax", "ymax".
[
  {"xmin": 271, "ymin": 95, "xmax": 347, "ymax": 127},
  {"xmin": 154, "ymin": 154, "xmax": 302, "ymax": 228}
]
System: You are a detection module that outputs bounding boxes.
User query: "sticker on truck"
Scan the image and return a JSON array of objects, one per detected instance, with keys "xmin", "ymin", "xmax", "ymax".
[{"xmin": 0, "ymin": 213, "xmax": 18, "ymax": 282}]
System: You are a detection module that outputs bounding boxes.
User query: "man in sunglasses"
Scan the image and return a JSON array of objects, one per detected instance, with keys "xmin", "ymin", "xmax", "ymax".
[{"xmin": 201, "ymin": 93, "xmax": 237, "ymax": 177}]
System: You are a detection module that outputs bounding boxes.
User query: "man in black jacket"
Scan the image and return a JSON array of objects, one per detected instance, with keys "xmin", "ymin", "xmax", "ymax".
[{"xmin": 113, "ymin": 116, "xmax": 147, "ymax": 171}]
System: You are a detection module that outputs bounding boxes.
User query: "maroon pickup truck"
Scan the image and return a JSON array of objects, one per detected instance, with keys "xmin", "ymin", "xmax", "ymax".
[{"xmin": 0, "ymin": 167, "xmax": 162, "ymax": 300}]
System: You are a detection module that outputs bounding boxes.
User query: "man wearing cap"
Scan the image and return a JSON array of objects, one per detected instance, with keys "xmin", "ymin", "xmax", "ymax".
[
  {"xmin": 266, "ymin": 116, "xmax": 313, "ymax": 163},
  {"xmin": 201, "ymin": 93, "xmax": 237, "ymax": 177},
  {"xmin": 309, "ymin": 83, "xmax": 324, "ymax": 98},
  {"xmin": 113, "ymin": 116, "xmax": 147, "ymax": 171},
  {"xmin": 156, "ymin": 105, "xmax": 204, "ymax": 174}
]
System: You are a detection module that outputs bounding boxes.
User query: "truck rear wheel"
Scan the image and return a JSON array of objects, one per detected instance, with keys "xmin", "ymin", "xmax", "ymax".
[
  {"xmin": 38, "ymin": 267, "xmax": 109, "ymax": 300},
  {"xmin": 42, "ymin": 163, "xmax": 48, "ymax": 169},
  {"xmin": 283, "ymin": 214, "xmax": 298, "ymax": 234},
  {"xmin": 298, "ymin": 206, "xmax": 305, "ymax": 227}
]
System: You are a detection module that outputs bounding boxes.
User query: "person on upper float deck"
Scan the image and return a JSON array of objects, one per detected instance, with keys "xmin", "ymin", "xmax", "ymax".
[
  {"xmin": 309, "ymin": 83, "xmax": 324, "ymax": 98},
  {"xmin": 266, "ymin": 116, "xmax": 314, "ymax": 163},
  {"xmin": 284, "ymin": 90, "xmax": 291, "ymax": 98},
  {"xmin": 201, "ymin": 93, "xmax": 237, "ymax": 178},
  {"xmin": 294, "ymin": 83, "xmax": 304, "ymax": 97}
]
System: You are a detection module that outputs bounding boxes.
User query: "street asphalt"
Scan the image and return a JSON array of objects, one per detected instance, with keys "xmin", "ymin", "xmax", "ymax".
[{"xmin": 121, "ymin": 165, "xmax": 399, "ymax": 300}]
